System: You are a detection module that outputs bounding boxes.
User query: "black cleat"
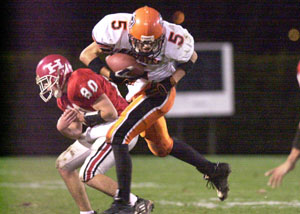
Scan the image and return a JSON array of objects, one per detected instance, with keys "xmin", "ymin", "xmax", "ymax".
[
  {"xmin": 203, "ymin": 162, "xmax": 231, "ymax": 201},
  {"xmin": 102, "ymin": 198, "xmax": 134, "ymax": 214},
  {"xmin": 134, "ymin": 197, "xmax": 154, "ymax": 214}
]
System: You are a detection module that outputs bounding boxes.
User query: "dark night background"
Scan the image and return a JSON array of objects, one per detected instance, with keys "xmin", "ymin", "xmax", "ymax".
[{"xmin": 1, "ymin": 0, "xmax": 300, "ymax": 156}]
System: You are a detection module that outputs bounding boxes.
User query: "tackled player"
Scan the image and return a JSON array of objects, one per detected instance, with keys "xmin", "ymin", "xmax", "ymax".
[{"xmin": 35, "ymin": 54, "xmax": 153, "ymax": 214}]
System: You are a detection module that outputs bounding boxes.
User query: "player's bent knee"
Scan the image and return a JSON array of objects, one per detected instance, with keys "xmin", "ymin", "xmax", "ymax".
[
  {"xmin": 55, "ymin": 150, "xmax": 76, "ymax": 171},
  {"xmin": 151, "ymin": 146, "xmax": 172, "ymax": 157},
  {"xmin": 148, "ymin": 142, "xmax": 173, "ymax": 157},
  {"xmin": 153, "ymin": 150, "xmax": 170, "ymax": 157},
  {"xmin": 56, "ymin": 141, "xmax": 91, "ymax": 172},
  {"xmin": 55, "ymin": 155, "xmax": 68, "ymax": 170},
  {"xmin": 55, "ymin": 151, "xmax": 78, "ymax": 172}
]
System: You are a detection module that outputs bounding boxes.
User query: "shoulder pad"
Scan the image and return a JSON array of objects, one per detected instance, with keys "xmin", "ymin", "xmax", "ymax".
[
  {"xmin": 92, "ymin": 13, "xmax": 132, "ymax": 46},
  {"xmin": 163, "ymin": 21, "xmax": 194, "ymax": 63}
]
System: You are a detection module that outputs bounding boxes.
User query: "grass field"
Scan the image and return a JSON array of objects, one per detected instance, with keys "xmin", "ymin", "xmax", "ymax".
[{"xmin": 0, "ymin": 155, "xmax": 299, "ymax": 214}]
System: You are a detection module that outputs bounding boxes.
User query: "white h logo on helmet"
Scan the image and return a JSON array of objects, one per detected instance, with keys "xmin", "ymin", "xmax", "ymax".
[{"xmin": 44, "ymin": 59, "xmax": 64, "ymax": 74}]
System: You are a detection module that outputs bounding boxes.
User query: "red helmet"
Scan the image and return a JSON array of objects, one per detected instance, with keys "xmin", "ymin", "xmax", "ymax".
[
  {"xmin": 129, "ymin": 6, "xmax": 165, "ymax": 57},
  {"xmin": 36, "ymin": 54, "xmax": 73, "ymax": 102}
]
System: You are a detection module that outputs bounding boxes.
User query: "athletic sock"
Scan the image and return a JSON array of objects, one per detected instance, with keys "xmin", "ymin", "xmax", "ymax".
[
  {"xmin": 112, "ymin": 144, "xmax": 132, "ymax": 203},
  {"xmin": 80, "ymin": 211, "xmax": 95, "ymax": 214},
  {"xmin": 115, "ymin": 190, "xmax": 137, "ymax": 206},
  {"xmin": 129, "ymin": 193, "xmax": 138, "ymax": 206},
  {"xmin": 170, "ymin": 138, "xmax": 216, "ymax": 175}
]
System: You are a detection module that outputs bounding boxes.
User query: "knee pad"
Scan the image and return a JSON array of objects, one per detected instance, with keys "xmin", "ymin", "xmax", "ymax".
[{"xmin": 56, "ymin": 141, "xmax": 91, "ymax": 172}]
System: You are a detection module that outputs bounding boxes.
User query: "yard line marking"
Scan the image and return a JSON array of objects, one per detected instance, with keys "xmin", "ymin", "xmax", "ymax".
[
  {"xmin": 3, "ymin": 180, "xmax": 299, "ymax": 209},
  {"xmin": 159, "ymin": 200, "xmax": 218, "ymax": 209},
  {"xmin": 131, "ymin": 182, "xmax": 161, "ymax": 188},
  {"xmin": 158, "ymin": 200, "xmax": 300, "ymax": 208},
  {"xmin": 0, "ymin": 170, "xmax": 19, "ymax": 175},
  {"xmin": 0, "ymin": 181, "xmax": 66, "ymax": 189},
  {"xmin": 0, "ymin": 181, "xmax": 161, "ymax": 189}
]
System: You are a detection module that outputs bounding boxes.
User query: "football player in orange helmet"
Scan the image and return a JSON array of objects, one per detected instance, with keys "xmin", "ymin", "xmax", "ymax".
[
  {"xmin": 80, "ymin": 6, "xmax": 231, "ymax": 214},
  {"xmin": 128, "ymin": 6, "xmax": 165, "ymax": 58}
]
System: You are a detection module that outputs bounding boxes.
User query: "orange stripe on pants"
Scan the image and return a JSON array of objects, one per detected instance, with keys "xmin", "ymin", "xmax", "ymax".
[{"xmin": 106, "ymin": 87, "xmax": 176, "ymax": 157}]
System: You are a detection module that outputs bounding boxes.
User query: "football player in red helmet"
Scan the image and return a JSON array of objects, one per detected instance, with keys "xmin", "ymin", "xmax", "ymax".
[
  {"xmin": 36, "ymin": 54, "xmax": 73, "ymax": 102},
  {"xmin": 265, "ymin": 60, "xmax": 300, "ymax": 188},
  {"xmin": 80, "ymin": 6, "xmax": 231, "ymax": 214},
  {"xmin": 36, "ymin": 54, "xmax": 153, "ymax": 214}
]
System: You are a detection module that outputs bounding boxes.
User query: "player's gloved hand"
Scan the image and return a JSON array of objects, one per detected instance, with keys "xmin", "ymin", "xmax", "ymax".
[
  {"xmin": 145, "ymin": 76, "xmax": 176, "ymax": 97},
  {"xmin": 108, "ymin": 66, "xmax": 138, "ymax": 84}
]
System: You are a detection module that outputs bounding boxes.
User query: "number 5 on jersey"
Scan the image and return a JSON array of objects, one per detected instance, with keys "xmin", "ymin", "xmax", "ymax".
[{"xmin": 168, "ymin": 32, "xmax": 184, "ymax": 46}]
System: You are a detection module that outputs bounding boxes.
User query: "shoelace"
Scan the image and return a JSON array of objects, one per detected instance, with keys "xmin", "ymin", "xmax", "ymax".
[
  {"xmin": 203, "ymin": 162, "xmax": 220, "ymax": 190},
  {"xmin": 204, "ymin": 174, "xmax": 216, "ymax": 190}
]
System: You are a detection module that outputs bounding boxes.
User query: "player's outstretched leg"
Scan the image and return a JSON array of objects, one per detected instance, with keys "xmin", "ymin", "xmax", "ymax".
[
  {"xmin": 202, "ymin": 162, "xmax": 231, "ymax": 201},
  {"xmin": 169, "ymin": 138, "xmax": 231, "ymax": 200}
]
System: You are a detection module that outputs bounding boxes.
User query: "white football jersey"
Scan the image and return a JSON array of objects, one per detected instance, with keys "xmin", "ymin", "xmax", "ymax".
[
  {"xmin": 92, "ymin": 13, "xmax": 194, "ymax": 101},
  {"xmin": 92, "ymin": 13, "xmax": 194, "ymax": 82}
]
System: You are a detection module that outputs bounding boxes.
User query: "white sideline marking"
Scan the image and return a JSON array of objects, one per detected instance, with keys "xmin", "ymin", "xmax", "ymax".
[
  {"xmin": 0, "ymin": 170, "xmax": 19, "ymax": 175},
  {"xmin": 158, "ymin": 200, "xmax": 300, "ymax": 208},
  {"xmin": 131, "ymin": 182, "xmax": 161, "ymax": 188},
  {"xmin": 0, "ymin": 181, "xmax": 67, "ymax": 189},
  {"xmin": 1, "ymin": 181, "xmax": 300, "ymax": 208},
  {"xmin": 0, "ymin": 181, "xmax": 161, "ymax": 189}
]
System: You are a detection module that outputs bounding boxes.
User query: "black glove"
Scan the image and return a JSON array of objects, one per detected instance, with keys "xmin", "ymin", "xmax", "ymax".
[
  {"xmin": 109, "ymin": 70, "xmax": 128, "ymax": 84},
  {"xmin": 108, "ymin": 67, "xmax": 139, "ymax": 84},
  {"xmin": 145, "ymin": 77, "xmax": 176, "ymax": 97},
  {"xmin": 84, "ymin": 111, "xmax": 106, "ymax": 127}
]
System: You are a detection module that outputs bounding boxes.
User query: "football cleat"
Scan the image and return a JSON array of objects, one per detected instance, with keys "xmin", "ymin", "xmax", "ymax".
[
  {"xmin": 102, "ymin": 198, "xmax": 134, "ymax": 214},
  {"xmin": 203, "ymin": 162, "xmax": 231, "ymax": 201},
  {"xmin": 134, "ymin": 197, "xmax": 154, "ymax": 214}
]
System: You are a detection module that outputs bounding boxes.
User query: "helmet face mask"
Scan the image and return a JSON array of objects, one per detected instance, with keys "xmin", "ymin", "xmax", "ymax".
[
  {"xmin": 36, "ymin": 74, "xmax": 59, "ymax": 102},
  {"xmin": 129, "ymin": 6, "xmax": 165, "ymax": 58},
  {"xmin": 35, "ymin": 54, "xmax": 72, "ymax": 102},
  {"xmin": 129, "ymin": 34, "xmax": 164, "ymax": 57}
]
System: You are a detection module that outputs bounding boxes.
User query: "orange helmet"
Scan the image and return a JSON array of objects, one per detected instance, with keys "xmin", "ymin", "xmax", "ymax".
[{"xmin": 129, "ymin": 6, "xmax": 165, "ymax": 57}]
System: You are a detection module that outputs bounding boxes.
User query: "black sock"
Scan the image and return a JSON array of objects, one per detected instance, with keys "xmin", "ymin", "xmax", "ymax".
[
  {"xmin": 170, "ymin": 138, "xmax": 216, "ymax": 175},
  {"xmin": 112, "ymin": 144, "xmax": 131, "ymax": 203}
]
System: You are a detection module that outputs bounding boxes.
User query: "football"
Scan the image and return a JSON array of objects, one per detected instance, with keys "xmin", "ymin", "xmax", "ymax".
[{"xmin": 105, "ymin": 53, "xmax": 145, "ymax": 77}]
